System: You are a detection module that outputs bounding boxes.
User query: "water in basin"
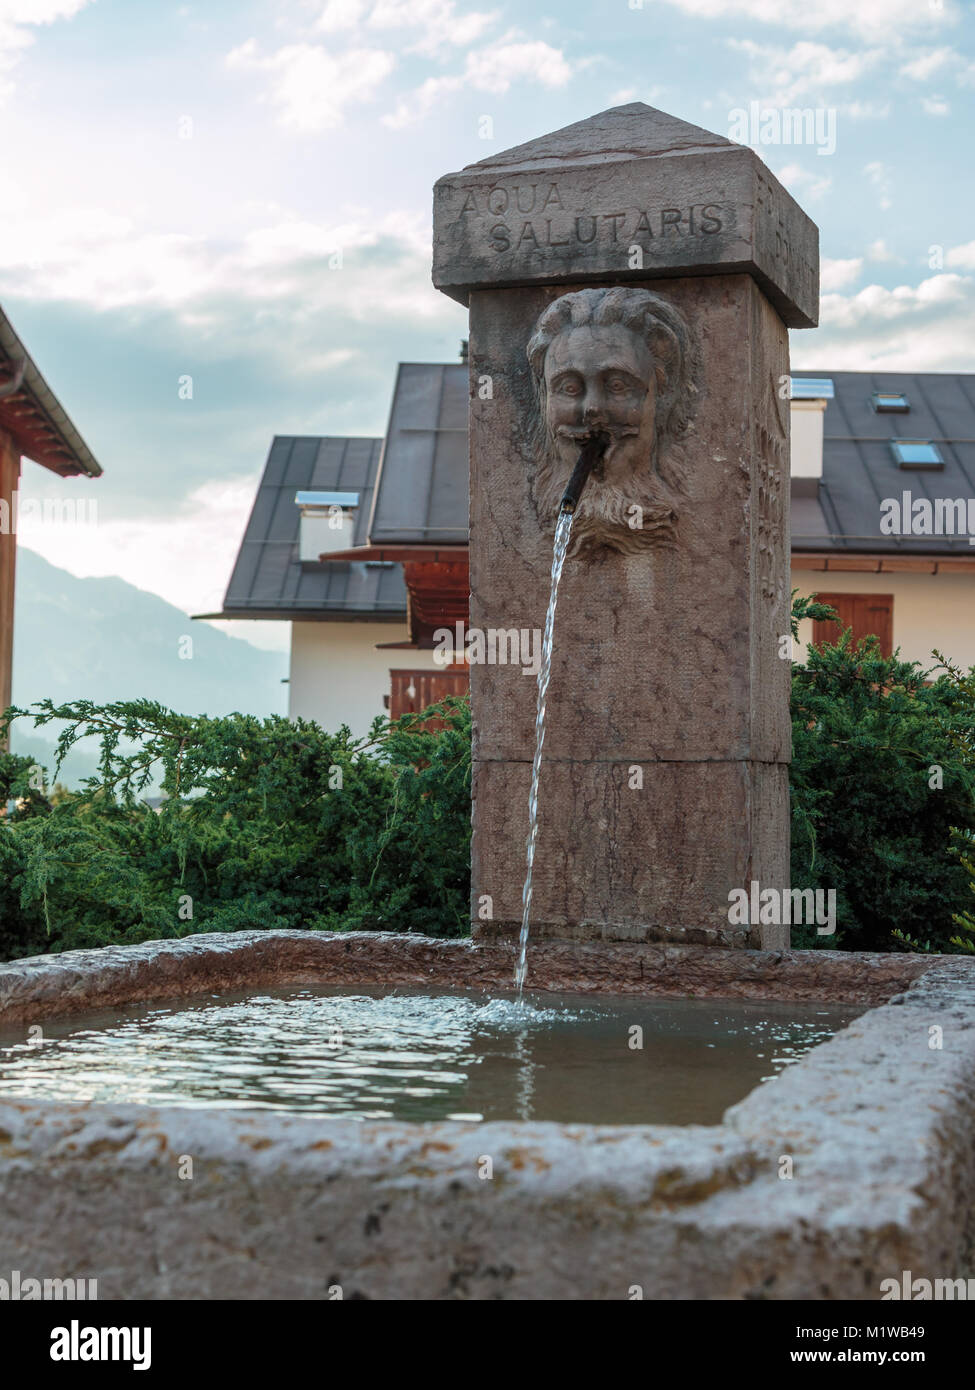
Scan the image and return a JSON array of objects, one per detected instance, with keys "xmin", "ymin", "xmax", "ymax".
[{"xmin": 0, "ymin": 987, "xmax": 860, "ymax": 1125}]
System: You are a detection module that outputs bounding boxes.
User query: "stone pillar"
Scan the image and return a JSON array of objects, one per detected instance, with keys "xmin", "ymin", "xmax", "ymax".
[{"xmin": 432, "ymin": 104, "xmax": 818, "ymax": 951}]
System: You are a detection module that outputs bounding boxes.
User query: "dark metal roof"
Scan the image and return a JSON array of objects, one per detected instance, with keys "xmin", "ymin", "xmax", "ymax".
[
  {"xmin": 363, "ymin": 364, "xmax": 975, "ymax": 558},
  {"xmin": 217, "ymin": 435, "xmax": 408, "ymax": 620},
  {"xmin": 792, "ymin": 370, "xmax": 975, "ymax": 555},
  {"xmin": 217, "ymin": 368, "xmax": 975, "ymax": 623},
  {"xmin": 367, "ymin": 363, "xmax": 469, "ymax": 544}
]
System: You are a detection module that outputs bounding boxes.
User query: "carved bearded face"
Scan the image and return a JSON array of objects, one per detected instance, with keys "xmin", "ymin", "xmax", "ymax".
[
  {"xmin": 542, "ymin": 323, "xmax": 657, "ymax": 491},
  {"xmin": 528, "ymin": 288, "xmax": 698, "ymax": 556}
]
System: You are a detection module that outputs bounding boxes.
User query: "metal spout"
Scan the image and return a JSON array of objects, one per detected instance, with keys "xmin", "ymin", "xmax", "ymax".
[{"xmin": 559, "ymin": 430, "xmax": 610, "ymax": 514}]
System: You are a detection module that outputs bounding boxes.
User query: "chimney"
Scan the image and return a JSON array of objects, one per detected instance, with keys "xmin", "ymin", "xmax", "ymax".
[{"xmin": 790, "ymin": 378, "xmax": 833, "ymax": 497}]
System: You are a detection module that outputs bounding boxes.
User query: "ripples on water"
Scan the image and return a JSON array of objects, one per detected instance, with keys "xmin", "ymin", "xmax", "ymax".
[{"xmin": 0, "ymin": 988, "xmax": 860, "ymax": 1126}]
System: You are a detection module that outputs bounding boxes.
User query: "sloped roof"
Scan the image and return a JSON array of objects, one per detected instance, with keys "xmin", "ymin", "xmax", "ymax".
[
  {"xmin": 367, "ymin": 363, "xmax": 469, "ymax": 545},
  {"xmin": 216, "ymin": 367, "xmax": 975, "ymax": 624},
  {"xmin": 0, "ymin": 303, "xmax": 101, "ymax": 478},
  {"xmin": 792, "ymin": 370, "xmax": 975, "ymax": 555},
  {"xmin": 216, "ymin": 435, "xmax": 407, "ymax": 620}
]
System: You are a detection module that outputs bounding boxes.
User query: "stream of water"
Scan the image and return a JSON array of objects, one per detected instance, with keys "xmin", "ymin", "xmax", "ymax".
[{"xmin": 515, "ymin": 508, "xmax": 574, "ymax": 993}]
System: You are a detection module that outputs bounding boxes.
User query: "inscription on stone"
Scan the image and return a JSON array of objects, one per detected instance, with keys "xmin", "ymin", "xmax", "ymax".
[
  {"xmin": 433, "ymin": 129, "xmax": 819, "ymax": 327},
  {"xmin": 444, "ymin": 180, "xmax": 729, "ymax": 261}
]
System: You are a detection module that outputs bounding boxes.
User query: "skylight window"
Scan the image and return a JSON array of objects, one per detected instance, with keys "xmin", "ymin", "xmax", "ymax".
[
  {"xmin": 872, "ymin": 391, "xmax": 910, "ymax": 413},
  {"xmin": 790, "ymin": 378, "xmax": 834, "ymax": 400},
  {"xmin": 890, "ymin": 440, "xmax": 943, "ymax": 469}
]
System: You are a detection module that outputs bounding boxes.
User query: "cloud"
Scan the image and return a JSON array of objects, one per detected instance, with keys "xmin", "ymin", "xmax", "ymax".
[
  {"xmin": 0, "ymin": 195, "xmax": 458, "ymax": 397},
  {"xmin": 863, "ymin": 160, "xmax": 892, "ymax": 210},
  {"xmin": 657, "ymin": 0, "xmax": 959, "ymax": 42},
  {"xmin": 820, "ymin": 257, "xmax": 863, "ymax": 292},
  {"xmin": 465, "ymin": 37, "xmax": 572, "ymax": 92},
  {"xmin": 867, "ymin": 239, "xmax": 897, "ymax": 262},
  {"xmin": 315, "ymin": 0, "xmax": 368, "ymax": 32},
  {"xmin": 921, "ymin": 94, "xmax": 949, "ymax": 116},
  {"xmin": 729, "ymin": 39, "xmax": 881, "ymax": 105},
  {"xmin": 384, "ymin": 74, "xmax": 461, "ymax": 127},
  {"xmin": 226, "ymin": 39, "xmax": 395, "ymax": 132},
  {"xmin": 366, "ymin": 0, "xmax": 498, "ymax": 56},
  {"xmin": 946, "ymin": 241, "xmax": 975, "ymax": 272},
  {"xmin": 384, "ymin": 33, "xmax": 573, "ymax": 126},
  {"xmin": 16, "ymin": 477, "xmax": 264, "ymax": 621},
  {"xmin": 0, "ymin": 0, "xmax": 93, "ymax": 99},
  {"xmin": 773, "ymin": 162, "xmax": 832, "ymax": 201},
  {"xmin": 839, "ymin": 100, "xmax": 890, "ymax": 120},
  {"xmin": 795, "ymin": 272, "xmax": 975, "ymax": 372},
  {"xmin": 899, "ymin": 46, "xmax": 955, "ymax": 81}
]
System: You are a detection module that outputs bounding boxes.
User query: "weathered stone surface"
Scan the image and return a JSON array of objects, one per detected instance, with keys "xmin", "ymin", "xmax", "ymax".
[
  {"xmin": 469, "ymin": 274, "xmax": 791, "ymax": 766},
  {"xmin": 471, "ymin": 758, "xmax": 789, "ymax": 946},
  {"xmin": 467, "ymin": 271, "xmax": 792, "ymax": 946},
  {"xmin": 0, "ymin": 940, "xmax": 969, "ymax": 1300},
  {"xmin": 440, "ymin": 105, "xmax": 813, "ymax": 951},
  {"xmin": 0, "ymin": 931, "xmax": 935, "ymax": 1024},
  {"xmin": 433, "ymin": 103, "xmax": 819, "ymax": 328}
]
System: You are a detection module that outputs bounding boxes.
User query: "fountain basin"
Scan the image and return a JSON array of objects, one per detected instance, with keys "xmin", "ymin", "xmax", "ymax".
[
  {"xmin": 0, "ymin": 931, "xmax": 972, "ymax": 1300},
  {"xmin": 0, "ymin": 984, "xmax": 861, "ymax": 1128}
]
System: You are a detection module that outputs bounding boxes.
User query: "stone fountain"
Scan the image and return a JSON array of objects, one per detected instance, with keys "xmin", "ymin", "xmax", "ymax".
[
  {"xmin": 433, "ymin": 102, "xmax": 818, "ymax": 956},
  {"xmin": 0, "ymin": 106, "xmax": 972, "ymax": 1303}
]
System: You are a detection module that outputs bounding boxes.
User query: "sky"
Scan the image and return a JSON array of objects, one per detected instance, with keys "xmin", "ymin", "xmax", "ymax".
[{"xmin": 1, "ymin": 0, "xmax": 974, "ymax": 653}]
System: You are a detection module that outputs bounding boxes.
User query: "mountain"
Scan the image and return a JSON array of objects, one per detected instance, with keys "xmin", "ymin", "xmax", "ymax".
[{"xmin": 9, "ymin": 550, "xmax": 288, "ymax": 787}]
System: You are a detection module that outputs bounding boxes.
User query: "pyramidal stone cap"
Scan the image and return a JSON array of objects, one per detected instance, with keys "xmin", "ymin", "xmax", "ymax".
[{"xmin": 433, "ymin": 103, "xmax": 819, "ymax": 329}]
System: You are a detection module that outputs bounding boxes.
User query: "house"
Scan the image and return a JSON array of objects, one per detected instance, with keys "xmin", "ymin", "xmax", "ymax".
[
  {"xmin": 212, "ymin": 364, "xmax": 975, "ymax": 735},
  {"xmin": 0, "ymin": 305, "xmax": 102, "ymax": 726},
  {"xmin": 790, "ymin": 372, "xmax": 975, "ymax": 670},
  {"xmin": 207, "ymin": 362, "xmax": 468, "ymax": 737}
]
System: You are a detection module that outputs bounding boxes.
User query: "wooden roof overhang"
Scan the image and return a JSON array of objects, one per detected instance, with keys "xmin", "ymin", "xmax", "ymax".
[
  {"xmin": 792, "ymin": 551, "xmax": 975, "ymax": 573},
  {"xmin": 0, "ymin": 305, "xmax": 102, "ymax": 478}
]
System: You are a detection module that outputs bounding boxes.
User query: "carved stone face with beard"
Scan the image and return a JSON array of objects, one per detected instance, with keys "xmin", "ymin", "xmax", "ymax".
[{"xmin": 527, "ymin": 287, "xmax": 700, "ymax": 556}]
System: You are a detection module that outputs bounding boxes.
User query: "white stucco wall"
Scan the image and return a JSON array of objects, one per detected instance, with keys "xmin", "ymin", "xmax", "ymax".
[
  {"xmin": 288, "ymin": 621, "xmax": 445, "ymax": 737},
  {"xmin": 794, "ymin": 569, "xmax": 975, "ymax": 672}
]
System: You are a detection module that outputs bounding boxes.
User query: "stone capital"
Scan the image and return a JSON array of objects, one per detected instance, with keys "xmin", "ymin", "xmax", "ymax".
[{"xmin": 433, "ymin": 102, "xmax": 819, "ymax": 329}]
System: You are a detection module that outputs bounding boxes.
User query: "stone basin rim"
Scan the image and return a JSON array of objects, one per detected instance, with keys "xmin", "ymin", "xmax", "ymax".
[
  {"xmin": 0, "ymin": 929, "xmax": 939, "ymax": 1028},
  {"xmin": 0, "ymin": 936, "xmax": 973, "ymax": 1299}
]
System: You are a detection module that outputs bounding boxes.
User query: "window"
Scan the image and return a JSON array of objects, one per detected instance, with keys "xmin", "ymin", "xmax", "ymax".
[
  {"xmin": 812, "ymin": 594, "xmax": 893, "ymax": 658},
  {"xmin": 872, "ymin": 390, "xmax": 910, "ymax": 413},
  {"xmin": 890, "ymin": 440, "xmax": 943, "ymax": 469},
  {"xmin": 790, "ymin": 378, "xmax": 834, "ymax": 400}
]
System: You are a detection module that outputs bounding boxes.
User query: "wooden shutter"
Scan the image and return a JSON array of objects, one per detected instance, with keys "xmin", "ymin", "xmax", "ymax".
[
  {"xmin": 389, "ymin": 665, "xmax": 470, "ymax": 726},
  {"xmin": 812, "ymin": 593, "xmax": 893, "ymax": 658}
]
